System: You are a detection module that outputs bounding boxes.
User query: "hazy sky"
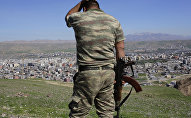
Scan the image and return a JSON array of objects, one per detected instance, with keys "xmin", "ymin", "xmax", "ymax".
[{"xmin": 0, "ymin": 0, "xmax": 191, "ymax": 41}]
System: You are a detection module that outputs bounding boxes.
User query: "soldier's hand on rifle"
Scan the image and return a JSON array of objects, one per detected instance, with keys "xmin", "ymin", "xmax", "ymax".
[
  {"xmin": 114, "ymin": 80, "xmax": 126, "ymax": 85},
  {"xmin": 122, "ymin": 80, "xmax": 126, "ymax": 85}
]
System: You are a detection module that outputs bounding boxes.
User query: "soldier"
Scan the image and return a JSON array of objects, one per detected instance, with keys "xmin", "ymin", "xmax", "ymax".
[{"xmin": 65, "ymin": 0, "xmax": 125, "ymax": 117}]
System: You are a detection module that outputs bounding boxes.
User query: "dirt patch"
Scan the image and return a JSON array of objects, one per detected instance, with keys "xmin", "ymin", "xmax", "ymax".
[
  {"xmin": 174, "ymin": 74, "xmax": 191, "ymax": 80},
  {"xmin": 45, "ymin": 81, "xmax": 73, "ymax": 88}
]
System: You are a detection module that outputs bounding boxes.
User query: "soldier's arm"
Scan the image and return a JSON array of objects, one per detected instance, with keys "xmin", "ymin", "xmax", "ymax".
[
  {"xmin": 65, "ymin": 1, "xmax": 84, "ymax": 22},
  {"xmin": 115, "ymin": 40, "xmax": 125, "ymax": 59}
]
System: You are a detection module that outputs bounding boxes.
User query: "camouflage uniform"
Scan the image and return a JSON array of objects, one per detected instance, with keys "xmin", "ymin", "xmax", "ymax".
[{"xmin": 66, "ymin": 9, "xmax": 125, "ymax": 117}]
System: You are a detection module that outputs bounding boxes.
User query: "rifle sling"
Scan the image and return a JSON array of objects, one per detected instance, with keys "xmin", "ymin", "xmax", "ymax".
[
  {"xmin": 118, "ymin": 87, "xmax": 133, "ymax": 108},
  {"xmin": 115, "ymin": 87, "xmax": 133, "ymax": 118}
]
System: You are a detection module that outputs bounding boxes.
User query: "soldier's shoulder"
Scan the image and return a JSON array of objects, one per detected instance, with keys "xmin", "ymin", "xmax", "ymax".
[
  {"xmin": 69, "ymin": 12, "xmax": 85, "ymax": 19},
  {"xmin": 102, "ymin": 12, "xmax": 119, "ymax": 22}
]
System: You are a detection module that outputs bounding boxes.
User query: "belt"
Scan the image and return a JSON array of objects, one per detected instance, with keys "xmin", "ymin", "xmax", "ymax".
[{"xmin": 79, "ymin": 66, "xmax": 113, "ymax": 71}]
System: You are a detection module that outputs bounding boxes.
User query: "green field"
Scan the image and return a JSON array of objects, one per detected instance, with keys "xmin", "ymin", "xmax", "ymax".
[{"xmin": 0, "ymin": 79, "xmax": 191, "ymax": 118}]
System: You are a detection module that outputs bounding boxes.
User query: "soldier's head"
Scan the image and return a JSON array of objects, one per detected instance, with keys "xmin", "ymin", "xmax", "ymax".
[{"xmin": 82, "ymin": 0, "xmax": 100, "ymax": 12}]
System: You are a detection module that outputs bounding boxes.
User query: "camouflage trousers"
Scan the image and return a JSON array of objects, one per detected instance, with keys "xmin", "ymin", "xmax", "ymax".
[{"xmin": 69, "ymin": 69, "xmax": 115, "ymax": 118}]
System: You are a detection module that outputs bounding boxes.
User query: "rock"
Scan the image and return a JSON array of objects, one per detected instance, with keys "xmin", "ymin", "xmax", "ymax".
[
  {"xmin": 46, "ymin": 94, "xmax": 51, "ymax": 97},
  {"xmin": 15, "ymin": 92, "xmax": 29, "ymax": 97},
  {"xmin": 175, "ymin": 77, "xmax": 191, "ymax": 96},
  {"xmin": 1, "ymin": 113, "xmax": 6, "ymax": 117}
]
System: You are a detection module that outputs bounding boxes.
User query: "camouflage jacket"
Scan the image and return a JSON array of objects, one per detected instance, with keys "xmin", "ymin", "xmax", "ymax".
[{"xmin": 66, "ymin": 9, "xmax": 125, "ymax": 67}]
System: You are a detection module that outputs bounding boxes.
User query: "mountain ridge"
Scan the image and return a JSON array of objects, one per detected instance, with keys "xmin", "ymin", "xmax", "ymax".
[
  {"xmin": 1, "ymin": 33, "xmax": 190, "ymax": 43},
  {"xmin": 125, "ymin": 32, "xmax": 191, "ymax": 42}
]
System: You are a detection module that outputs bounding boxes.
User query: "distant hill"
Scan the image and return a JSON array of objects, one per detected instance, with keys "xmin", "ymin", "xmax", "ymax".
[
  {"xmin": 125, "ymin": 32, "xmax": 191, "ymax": 41},
  {"xmin": 1, "ymin": 38, "xmax": 191, "ymax": 59},
  {"xmin": 0, "ymin": 40, "xmax": 76, "ymax": 59},
  {"xmin": 126, "ymin": 40, "xmax": 191, "ymax": 50},
  {"xmin": 2, "ymin": 39, "xmax": 75, "ymax": 44}
]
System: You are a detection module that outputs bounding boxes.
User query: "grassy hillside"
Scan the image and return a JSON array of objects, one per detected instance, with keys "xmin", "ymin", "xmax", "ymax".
[{"xmin": 0, "ymin": 79, "xmax": 191, "ymax": 118}]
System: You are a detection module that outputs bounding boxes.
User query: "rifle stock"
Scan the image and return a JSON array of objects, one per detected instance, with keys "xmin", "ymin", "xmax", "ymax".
[{"xmin": 123, "ymin": 75, "xmax": 142, "ymax": 93}]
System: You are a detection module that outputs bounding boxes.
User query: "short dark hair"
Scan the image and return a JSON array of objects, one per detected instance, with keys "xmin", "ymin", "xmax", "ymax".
[{"xmin": 83, "ymin": 0, "xmax": 100, "ymax": 9}]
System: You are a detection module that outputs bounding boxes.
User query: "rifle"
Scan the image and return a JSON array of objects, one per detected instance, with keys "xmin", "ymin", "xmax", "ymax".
[{"xmin": 114, "ymin": 58, "xmax": 142, "ymax": 118}]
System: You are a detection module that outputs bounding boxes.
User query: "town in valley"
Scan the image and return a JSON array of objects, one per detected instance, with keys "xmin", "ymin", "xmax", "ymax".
[{"xmin": 1, "ymin": 38, "xmax": 191, "ymax": 87}]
